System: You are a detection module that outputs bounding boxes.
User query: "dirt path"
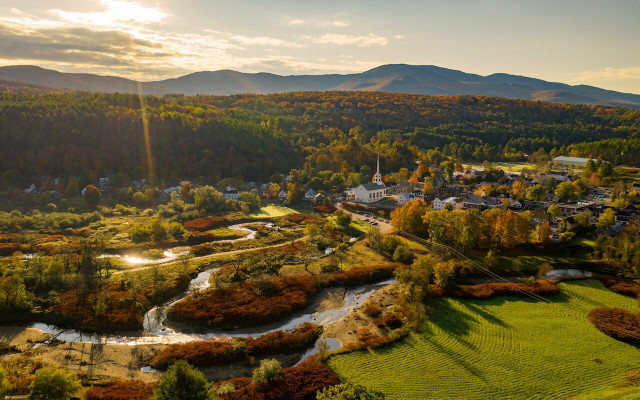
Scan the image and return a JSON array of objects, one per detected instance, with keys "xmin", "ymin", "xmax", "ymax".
[{"xmin": 112, "ymin": 236, "xmax": 308, "ymax": 275}]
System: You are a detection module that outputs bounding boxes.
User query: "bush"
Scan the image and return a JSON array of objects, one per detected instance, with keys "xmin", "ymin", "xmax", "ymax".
[
  {"xmin": 252, "ymin": 359, "xmax": 282, "ymax": 384},
  {"xmin": 363, "ymin": 302, "xmax": 381, "ymax": 317},
  {"xmin": 588, "ymin": 307, "xmax": 640, "ymax": 344},
  {"xmin": 28, "ymin": 366, "xmax": 81, "ymax": 400},
  {"xmin": 560, "ymin": 231, "xmax": 576, "ymax": 242},
  {"xmin": 429, "ymin": 280, "xmax": 560, "ymax": 300},
  {"xmin": 183, "ymin": 217, "xmax": 229, "ymax": 231},
  {"xmin": 373, "ymin": 313, "xmax": 404, "ymax": 330},
  {"xmin": 392, "ymin": 244, "xmax": 414, "ymax": 264},
  {"xmin": 0, "ymin": 365, "xmax": 13, "ymax": 399},
  {"xmin": 168, "ymin": 275, "xmax": 318, "ymax": 328},
  {"xmin": 284, "ymin": 214, "xmax": 322, "ymax": 224},
  {"xmin": 314, "ymin": 204, "xmax": 337, "ymax": 214},
  {"xmin": 85, "ymin": 380, "xmax": 154, "ymax": 400},
  {"xmin": 328, "ymin": 264, "xmax": 398, "ymax": 287},
  {"xmin": 317, "ymin": 382, "xmax": 386, "ymax": 400},
  {"xmin": 151, "ymin": 323, "xmax": 321, "ymax": 370},
  {"xmin": 224, "ymin": 358, "xmax": 340, "ymax": 400},
  {"xmin": 596, "ymin": 276, "xmax": 640, "ymax": 298},
  {"xmin": 152, "ymin": 361, "xmax": 213, "ymax": 400}
]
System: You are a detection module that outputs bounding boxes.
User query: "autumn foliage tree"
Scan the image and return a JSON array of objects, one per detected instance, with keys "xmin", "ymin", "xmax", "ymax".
[{"xmin": 83, "ymin": 185, "xmax": 101, "ymax": 207}]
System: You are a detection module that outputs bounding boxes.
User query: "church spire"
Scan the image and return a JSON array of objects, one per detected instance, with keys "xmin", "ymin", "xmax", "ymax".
[{"xmin": 373, "ymin": 154, "xmax": 382, "ymax": 184}]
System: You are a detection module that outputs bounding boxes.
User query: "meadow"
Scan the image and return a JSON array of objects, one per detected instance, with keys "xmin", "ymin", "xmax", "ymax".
[{"xmin": 328, "ymin": 280, "xmax": 640, "ymax": 400}]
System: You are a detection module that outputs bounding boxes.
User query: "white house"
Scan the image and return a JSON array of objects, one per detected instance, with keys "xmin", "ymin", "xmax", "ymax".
[
  {"xmin": 398, "ymin": 192, "xmax": 416, "ymax": 205},
  {"xmin": 433, "ymin": 197, "xmax": 457, "ymax": 210},
  {"xmin": 553, "ymin": 156, "xmax": 598, "ymax": 167},
  {"xmin": 349, "ymin": 156, "xmax": 387, "ymax": 204},
  {"xmin": 277, "ymin": 190, "xmax": 287, "ymax": 199},
  {"xmin": 223, "ymin": 186, "xmax": 240, "ymax": 200}
]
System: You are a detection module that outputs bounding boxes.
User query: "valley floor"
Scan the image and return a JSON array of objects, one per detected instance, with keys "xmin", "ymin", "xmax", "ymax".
[{"xmin": 328, "ymin": 280, "xmax": 640, "ymax": 400}]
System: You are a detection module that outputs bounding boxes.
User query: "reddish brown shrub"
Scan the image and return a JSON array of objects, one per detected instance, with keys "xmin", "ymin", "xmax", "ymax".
[
  {"xmin": 151, "ymin": 339, "xmax": 242, "ymax": 370},
  {"xmin": 363, "ymin": 302, "xmax": 381, "ymax": 317},
  {"xmin": 284, "ymin": 213, "xmax": 322, "ymax": 224},
  {"xmin": 343, "ymin": 329, "xmax": 391, "ymax": 351},
  {"xmin": 428, "ymin": 280, "xmax": 559, "ymax": 300},
  {"xmin": 0, "ymin": 242, "xmax": 23, "ymax": 256},
  {"xmin": 328, "ymin": 264, "xmax": 398, "ymax": 287},
  {"xmin": 314, "ymin": 204, "xmax": 337, "ymax": 214},
  {"xmin": 151, "ymin": 323, "xmax": 321, "ymax": 370},
  {"xmin": 85, "ymin": 380, "xmax": 154, "ymax": 400},
  {"xmin": 588, "ymin": 307, "xmax": 640, "ymax": 344},
  {"xmin": 245, "ymin": 323, "xmax": 321, "ymax": 356},
  {"xmin": 221, "ymin": 357, "xmax": 340, "ymax": 400},
  {"xmin": 596, "ymin": 275, "xmax": 640, "ymax": 298},
  {"xmin": 374, "ymin": 312, "xmax": 403, "ymax": 330},
  {"xmin": 167, "ymin": 275, "xmax": 319, "ymax": 328},
  {"xmin": 184, "ymin": 217, "xmax": 229, "ymax": 231},
  {"xmin": 52, "ymin": 275, "xmax": 189, "ymax": 332}
]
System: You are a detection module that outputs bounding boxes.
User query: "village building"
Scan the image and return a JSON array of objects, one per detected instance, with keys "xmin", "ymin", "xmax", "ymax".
[
  {"xmin": 398, "ymin": 192, "xmax": 416, "ymax": 205},
  {"xmin": 433, "ymin": 197, "xmax": 458, "ymax": 210},
  {"xmin": 461, "ymin": 191, "xmax": 502, "ymax": 210},
  {"xmin": 347, "ymin": 156, "xmax": 388, "ymax": 204},
  {"xmin": 222, "ymin": 186, "xmax": 240, "ymax": 201},
  {"xmin": 552, "ymin": 156, "xmax": 598, "ymax": 167}
]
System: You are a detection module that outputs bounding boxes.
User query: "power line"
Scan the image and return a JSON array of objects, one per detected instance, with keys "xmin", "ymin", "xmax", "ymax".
[{"xmin": 398, "ymin": 230, "xmax": 640, "ymax": 342}]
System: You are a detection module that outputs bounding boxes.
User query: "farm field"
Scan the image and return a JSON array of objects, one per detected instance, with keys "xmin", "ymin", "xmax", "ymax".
[
  {"xmin": 463, "ymin": 161, "xmax": 533, "ymax": 172},
  {"xmin": 328, "ymin": 280, "xmax": 640, "ymax": 400}
]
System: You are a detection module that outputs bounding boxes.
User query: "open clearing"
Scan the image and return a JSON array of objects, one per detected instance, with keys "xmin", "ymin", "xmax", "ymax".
[
  {"xmin": 248, "ymin": 204, "xmax": 298, "ymax": 218},
  {"xmin": 328, "ymin": 280, "xmax": 640, "ymax": 400},
  {"xmin": 463, "ymin": 161, "xmax": 532, "ymax": 172}
]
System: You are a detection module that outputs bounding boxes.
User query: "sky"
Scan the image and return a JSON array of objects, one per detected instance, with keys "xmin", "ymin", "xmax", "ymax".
[{"xmin": 0, "ymin": 0, "xmax": 639, "ymax": 93}]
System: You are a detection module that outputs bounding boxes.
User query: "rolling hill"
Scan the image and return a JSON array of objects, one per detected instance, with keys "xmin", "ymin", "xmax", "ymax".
[{"xmin": 1, "ymin": 64, "xmax": 639, "ymax": 108}]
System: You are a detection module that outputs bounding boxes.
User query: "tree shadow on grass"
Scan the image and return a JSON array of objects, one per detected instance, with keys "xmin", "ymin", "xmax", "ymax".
[
  {"xmin": 459, "ymin": 302, "xmax": 511, "ymax": 329},
  {"xmin": 424, "ymin": 299, "xmax": 477, "ymax": 350},
  {"xmin": 421, "ymin": 334, "xmax": 484, "ymax": 380}
]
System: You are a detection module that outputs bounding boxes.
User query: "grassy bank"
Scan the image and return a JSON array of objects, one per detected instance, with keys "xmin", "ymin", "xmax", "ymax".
[{"xmin": 328, "ymin": 280, "xmax": 640, "ymax": 400}]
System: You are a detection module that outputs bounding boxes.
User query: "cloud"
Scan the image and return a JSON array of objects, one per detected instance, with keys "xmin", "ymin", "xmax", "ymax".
[
  {"xmin": 394, "ymin": 34, "xmax": 405, "ymax": 39},
  {"xmin": 304, "ymin": 33, "xmax": 388, "ymax": 47},
  {"xmin": 51, "ymin": 0, "xmax": 167, "ymax": 27},
  {"xmin": 230, "ymin": 34, "xmax": 306, "ymax": 48},
  {"xmin": 571, "ymin": 67, "xmax": 640, "ymax": 83},
  {"xmin": 288, "ymin": 19, "xmax": 305, "ymax": 26},
  {"xmin": 332, "ymin": 21, "xmax": 348, "ymax": 27},
  {"xmin": 0, "ymin": 4, "xmax": 381, "ymax": 80}
]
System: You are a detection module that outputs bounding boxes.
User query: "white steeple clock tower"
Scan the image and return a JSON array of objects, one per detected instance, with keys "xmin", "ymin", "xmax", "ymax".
[{"xmin": 373, "ymin": 155, "xmax": 382, "ymax": 184}]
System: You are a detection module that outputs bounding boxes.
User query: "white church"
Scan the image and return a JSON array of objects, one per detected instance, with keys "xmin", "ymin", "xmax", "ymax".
[{"xmin": 346, "ymin": 156, "xmax": 388, "ymax": 203}]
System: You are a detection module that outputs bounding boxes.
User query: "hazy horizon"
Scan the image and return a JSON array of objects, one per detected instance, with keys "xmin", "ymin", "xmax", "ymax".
[{"xmin": 0, "ymin": 0, "xmax": 638, "ymax": 93}]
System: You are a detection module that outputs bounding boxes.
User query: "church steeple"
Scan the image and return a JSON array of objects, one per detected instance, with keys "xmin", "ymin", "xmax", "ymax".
[{"xmin": 373, "ymin": 154, "xmax": 382, "ymax": 184}]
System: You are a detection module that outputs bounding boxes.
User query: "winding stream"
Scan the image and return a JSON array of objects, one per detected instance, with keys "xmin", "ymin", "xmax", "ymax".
[{"xmin": 27, "ymin": 266, "xmax": 395, "ymax": 346}]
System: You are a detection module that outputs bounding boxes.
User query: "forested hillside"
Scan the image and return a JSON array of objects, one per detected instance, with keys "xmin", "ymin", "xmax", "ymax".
[{"xmin": 1, "ymin": 91, "xmax": 639, "ymax": 188}]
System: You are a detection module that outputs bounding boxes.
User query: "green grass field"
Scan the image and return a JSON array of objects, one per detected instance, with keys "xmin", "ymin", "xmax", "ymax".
[
  {"xmin": 463, "ymin": 162, "xmax": 533, "ymax": 172},
  {"xmin": 248, "ymin": 204, "xmax": 298, "ymax": 218},
  {"xmin": 329, "ymin": 280, "xmax": 640, "ymax": 400}
]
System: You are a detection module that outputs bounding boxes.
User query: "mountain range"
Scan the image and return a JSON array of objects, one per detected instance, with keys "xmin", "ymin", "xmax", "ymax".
[{"xmin": 1, "ymin": 64, "xmax": 639, "ymax": 109}]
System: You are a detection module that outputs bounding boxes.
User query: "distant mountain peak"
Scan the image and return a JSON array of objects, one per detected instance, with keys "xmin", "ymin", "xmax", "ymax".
[{"xmin": 0, "ymin": 64, "xmax": 638, "ymax": 108}]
